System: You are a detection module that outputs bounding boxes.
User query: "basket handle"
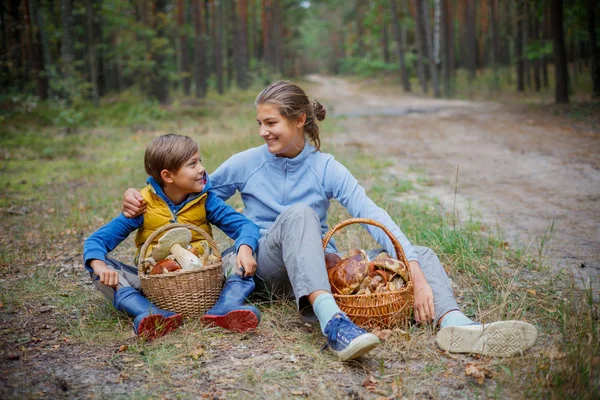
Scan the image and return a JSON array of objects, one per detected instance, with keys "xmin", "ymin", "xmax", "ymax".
[
  {"xmin": 138, "ymin": 223, "xmax": 222, "ymax": 273},
  {"xmin": 322, "ymin": 218, "xmax": 410, "ymax": 270}
]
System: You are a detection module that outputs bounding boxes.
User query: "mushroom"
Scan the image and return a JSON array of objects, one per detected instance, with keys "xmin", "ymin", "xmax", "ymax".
[
  {"xmin": 151, "ymin": 228, "xmax": 202, "ymax": 270},
  {"xmin": 150, "ymin": 259, "xmax": 182, "ymax": 275}
]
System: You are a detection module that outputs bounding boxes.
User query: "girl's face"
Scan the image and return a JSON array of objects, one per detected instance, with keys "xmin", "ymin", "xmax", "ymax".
[{"xmin": 256, "ymin": 103, "xmax": 306, "ymax": 158}]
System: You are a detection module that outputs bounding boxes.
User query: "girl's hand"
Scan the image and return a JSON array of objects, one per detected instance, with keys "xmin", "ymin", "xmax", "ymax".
[
  {"xmin": 236, "ymin": 245, "xmax": 257, "ymax": 277},
  {"xmin": 91, "ymin": 260, "xmax": 119, "ymax": 288},
  {"xmin": 122, "ymin": 188, "xmax": 146, "ymax": 218},
  {"xmin": 409, "ymin": 260, "xmax": 435, "ymax": 324}
]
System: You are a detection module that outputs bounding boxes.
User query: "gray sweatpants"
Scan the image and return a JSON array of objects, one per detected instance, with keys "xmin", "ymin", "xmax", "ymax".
[
  {"xmin": 223, "ymin": 204, "xmax": 459, "ymax": 324},
  {"xmin": 90, "ymin": 258, "xmax": 141, "ymax": 304}
]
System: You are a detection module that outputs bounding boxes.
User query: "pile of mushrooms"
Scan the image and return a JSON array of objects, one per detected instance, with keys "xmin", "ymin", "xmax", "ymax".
[
  {"xmin": 142, "ymin": 228, "xmax": 217, "ymax": 275},
  {"xmin": 326, "ymin": 249, "xmax": 409, "ymax": 295}
]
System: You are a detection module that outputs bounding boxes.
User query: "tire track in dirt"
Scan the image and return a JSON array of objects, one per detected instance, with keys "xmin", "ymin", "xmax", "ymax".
[{"xmin": 308, "ymin": 74, "xmax": 600, "ymax": 295}]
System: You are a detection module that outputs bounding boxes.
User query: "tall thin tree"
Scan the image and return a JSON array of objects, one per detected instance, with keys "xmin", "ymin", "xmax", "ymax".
[
  {"xmin": 551, "ymin": 0, "xmax": 569, "ymax": 103},
  {"xmin": 588, "ymin": 0, "xmax": 600, "ymax": 98},
  {"xmin": 389, "ymin": 0, "xmax": 411, "ymax": 92}
]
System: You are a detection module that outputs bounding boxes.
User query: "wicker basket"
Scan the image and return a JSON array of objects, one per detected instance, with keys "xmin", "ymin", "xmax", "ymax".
[
  {"xmin": 322, "ymin": 218, "xmax": 414, "ymax": 329},
  {"xmin": 137, "ymin": 223, "xmax": 223, "ymax": 318}
]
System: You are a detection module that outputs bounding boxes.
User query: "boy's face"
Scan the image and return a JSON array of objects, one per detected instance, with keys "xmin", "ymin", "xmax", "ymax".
[{"xmin": 166, "ymin": 152, "xmax": 207, "ymax": 194}]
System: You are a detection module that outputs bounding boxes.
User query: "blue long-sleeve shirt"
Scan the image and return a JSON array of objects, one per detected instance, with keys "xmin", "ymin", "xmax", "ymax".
[
  {"xmin": 83, "ymin": 176, "xmax": 260, "ymax": 272},
  {"xmin": 209, "ymin": 141, "xmax": 417, "ymax": 261}
]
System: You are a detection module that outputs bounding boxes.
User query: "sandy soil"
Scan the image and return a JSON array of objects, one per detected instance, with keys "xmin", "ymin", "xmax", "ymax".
[{"xmin": 308, "ymin": 74, "xmax": 600, "ymax": 295}]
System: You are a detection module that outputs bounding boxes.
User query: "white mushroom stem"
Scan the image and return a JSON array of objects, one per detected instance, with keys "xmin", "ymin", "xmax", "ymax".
[{"xmin": 170, "ymin": 243, "xmax": 201, "ymax": 269}]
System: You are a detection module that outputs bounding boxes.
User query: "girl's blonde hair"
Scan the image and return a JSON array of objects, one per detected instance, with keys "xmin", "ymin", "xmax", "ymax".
[
  {"xmin": 255, "ymin": 81, "xmax": 326, "ymax": 151},
  {"xmin": 144, "ymin": 134, "xmax": 198, "ymax": 186}
]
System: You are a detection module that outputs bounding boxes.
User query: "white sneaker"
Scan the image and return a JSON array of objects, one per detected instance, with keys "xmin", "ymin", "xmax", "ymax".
[{"xmin": 435, "ymin": 321, "xmax": 538, "ymax": 357}]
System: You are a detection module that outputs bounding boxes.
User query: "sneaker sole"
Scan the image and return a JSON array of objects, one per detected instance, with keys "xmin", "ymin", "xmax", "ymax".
[
  {"xmin": 435, "ymin": 320, "xmax": 538, "ymax": 357},
  {"xmin": 200, "ymin": 310, "xmax": 259, "ymax": 332},
  {"xmin": 335, "ymin": 333, "xmax": 380, "ymax": 362},
  {"xmin": 138, "ymin": 314, "xmax": 183, "ymax": 341}
]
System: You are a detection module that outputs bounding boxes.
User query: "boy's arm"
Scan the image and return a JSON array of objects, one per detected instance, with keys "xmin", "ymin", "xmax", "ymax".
[
  {"xmin": 83, "ymin": 214, "xmax": 143, "ymax": 273},
  {"xmin": 89, "ymin": 259, "xmax": 120, "ymax": 288},
  {"xmin": 204, "ymin": 192, "xmax": 260, "ymax": 253}
]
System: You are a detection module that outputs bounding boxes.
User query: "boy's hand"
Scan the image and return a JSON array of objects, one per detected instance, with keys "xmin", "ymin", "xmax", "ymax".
[
  {"xmin": 236, "ymin": 245, "xmax": 257, "ymax": 277},
  {"xmin": 122, "ymin": 188, "xmax": 146, "ymax": 218},
  {"xmin": 410, "ymin": 260, "xmax": 435, "ymax": 324},
  {"xmin": 90, "ymin": 260, "xmax": 119, "ymax": 288}
]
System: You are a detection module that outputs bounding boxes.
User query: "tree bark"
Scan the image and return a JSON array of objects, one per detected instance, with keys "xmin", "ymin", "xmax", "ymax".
[
  {"xmin": 25, "ymin": 0, "xmax": 48, "ymax": 99},
  {"xmin": 214, "ymin": 0, "xmax": 224, "ymax": 94},
  {"xmin": 442, "ymin": 0, "xmax": 454, "ymax": 96},
  {"xmin": 60, "ymin": 0, "xmax": 73, "ymax": 70},
  {"xmin": 234, "ymin": 0, "xmax": 250, "ymax": 89},
  {"xmin": 551, "ymin": 0, "xmax": 569, "ymax": 103},
  {"xmin": 465, "ymin": 0, "xmax": 477, "ymax": 81},
  {"xmin": 193, "ymin": 0, "xmax": 208, "ymax": 98},
  {"xmin": 422, "ymin": 0, "xmax": 440, "ymax": 97},
  {"xmin": 490, "ymin": 0, "xmax": 498, "ymax": 80},
  {"xmin": 389, "ymin": 0, "xmax": 411, "ymax": 91},
  {"xmin": 588, "ymin": 0, "xmax": 600, "ymax": 98},
  {"xmin": 86, "ymin": 0, "xmax": 99, "ymax": 105},
  {"xmin": 516, "ymin": 0, "xmax": 525, "ymax": 92},
  {"xmin": 177, "ymin": 0, "xmax": 191, "ymax": 95},
  {"xmin": 532, "ymin": 2, "xmax": 541, "ymax": 92},
  {"xmin": 413, "ymin": 0, "xmax": 428, "ymax": 93},
  {"xmin": 150, "ymin": 0, "xmax": 170, "ymax": 104},
  {"xmin": 30, "ymin": 0, "xmax": 51, "ymax": 98},
  {"xmin": 380, "ymin": 5, "xmax": 391, "ymax": 63}
]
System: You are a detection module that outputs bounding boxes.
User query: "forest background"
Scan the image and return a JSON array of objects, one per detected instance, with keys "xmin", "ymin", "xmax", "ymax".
[{"xmin": 1, "ymin": 0, "xmax": 599, "ymax": 399}]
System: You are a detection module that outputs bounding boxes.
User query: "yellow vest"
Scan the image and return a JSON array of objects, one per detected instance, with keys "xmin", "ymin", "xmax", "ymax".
[{"xmin": 134, "ymin": 185, "xmax": 213, "ymax": 262}]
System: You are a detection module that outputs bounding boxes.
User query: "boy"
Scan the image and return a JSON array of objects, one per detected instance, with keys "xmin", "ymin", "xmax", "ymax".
[{"xmin": 83, "ymin": 134, "xmax": 262, "ymax": 340}]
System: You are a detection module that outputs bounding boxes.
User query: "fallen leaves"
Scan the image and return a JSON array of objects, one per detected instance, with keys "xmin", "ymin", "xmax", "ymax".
[
  {"xmin": 189, "ymin": 346, "xmax": 205, "ymax": 360},
  {"xmin": 465, "ymin": 363, "xmax": 493, "ymax": 385}
]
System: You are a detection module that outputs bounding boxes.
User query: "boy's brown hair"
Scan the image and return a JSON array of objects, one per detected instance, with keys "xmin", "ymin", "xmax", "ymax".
[{"xmin": 144, "ymin": 134, "xmax": 198, "ymax": 186}]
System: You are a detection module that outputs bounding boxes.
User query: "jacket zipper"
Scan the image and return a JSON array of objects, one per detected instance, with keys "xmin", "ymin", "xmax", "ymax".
[{"xmin": 283, "ymin": 162, "xmax": 288, "ymax": 204}]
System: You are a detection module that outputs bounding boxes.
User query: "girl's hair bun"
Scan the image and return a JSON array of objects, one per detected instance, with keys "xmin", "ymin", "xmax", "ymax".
[{"xmin": 313, "ymin": 100, "xmax": 326, "ymax": 121}]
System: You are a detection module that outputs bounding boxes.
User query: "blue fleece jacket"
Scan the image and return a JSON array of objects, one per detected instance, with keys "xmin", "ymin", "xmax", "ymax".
[
  {"xmin": 210, "ymin": 141, "xmax": 417, "ymax": 261},
  {"xmin": 83, "ymin": 176, "xmax": 260, "ymax": 272}
]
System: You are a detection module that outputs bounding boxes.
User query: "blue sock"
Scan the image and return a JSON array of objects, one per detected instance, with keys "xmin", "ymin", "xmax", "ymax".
[
  {"xmin": 440, "ymin": 310, "xmax": 475, "ymax": 328},
  {"xmin": 312, "ymin": 293, "xmax": 342, "ymax": 334}
]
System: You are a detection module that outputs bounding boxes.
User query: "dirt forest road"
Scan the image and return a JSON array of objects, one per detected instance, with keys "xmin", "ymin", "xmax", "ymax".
[{"xmin": 308, "ymin": 75, "xmax": 600, "ymax": 295}]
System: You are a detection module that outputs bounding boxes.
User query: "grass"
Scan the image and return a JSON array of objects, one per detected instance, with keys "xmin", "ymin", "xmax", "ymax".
[{"xmin": 1, "ymin": 80, "xmax": 598, "ymax": 399}]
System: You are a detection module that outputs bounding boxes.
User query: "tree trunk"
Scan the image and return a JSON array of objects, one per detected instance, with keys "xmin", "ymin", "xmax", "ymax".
[
  {"xmin": 355, "ymin": 1, "xmax": 365, "ymax": 58},
  {"xmin": 150, "ymin": 0, "xmax": 170, "ymax": 103},
  {"xmin": 490, "ymin": 0, "xmax": 498, "ymax": 82},
  {"xmin": 60, "ymin": 0, "xmax": 74, "ymax": 99},
  {"xmin": 551, "ymin": 0, "xmax": 569, "ymax": 103},
  {"xmin": 234, "ymin": 0, "xmax": 250, "ymax": 89},
  {"xmin": 193, "ymin": 0, "xmax": 208, "ymax": 98},
  {"xmin": 442, "ymin": 0, "xmax": 454, "ymax": 96},
  {"xmin": 30, "ymin": 0, "xmax": 50, "ymax": 98},
  {"xmin": 262, "ymin": 0, "xmax": 271, "ymax": 69},
  {"xmin": 422, "ymin": 0, "xmax": 440, "ymax": 97},
  {"xmin": 214, "ymin": 0, "xmax": 224, "ymax": 94},
  {"xmin": 86, "ymin": 0, "xmax": 99, "ymax": 105},
  {"xmin": 532, "ymin": 2, "xmax": 541, "ymax": 92},
  {"xmin": 389, "ymin": 0, "xmax": 411, "ymax": 91},
  {"xmin": 465, "ymin": 0, "xmax": 476, "ymax": 81},
  {"xmin": 413, "ymin": 0, "xmax": 428, "ymax": 93},
  {"xmin": 523, "ymin": 0, "xmax": 530, "ymax": 88},
  {"xmin": 516, "ymin": 0, "xmax": 525, "ymax": 92},
  {"xmin": 589, "ymin": 0, "xmax": 600, "ymax": 98},
  {"xmin": 24, "ymin": 0, "xmax": 48, "ymax": 99},
  {"xmin": 177, "ymin": 0, "xmax": 191, "ymax": 96},
  {"xmin": 380, "ymin": 6, "xmax": 391, "ymax": 63},
  {"xmin": 542, "ymin": 2, "xmax": 549, "ymax": 88}
]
